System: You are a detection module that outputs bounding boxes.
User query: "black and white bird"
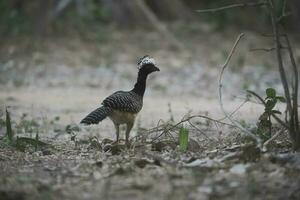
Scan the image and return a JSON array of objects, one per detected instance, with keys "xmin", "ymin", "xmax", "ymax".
[{"xmin": 80, "ymin": 55, "xmax": 160, "ymax": 145}]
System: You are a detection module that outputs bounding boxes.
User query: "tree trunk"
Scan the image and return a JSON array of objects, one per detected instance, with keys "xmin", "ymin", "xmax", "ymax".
[
  {"xmin": 290, "ymin": 0, "xmax": 300, "ymax": 30},
  {"xmin": 35, "ymin": 0, "xmax": 52, "ymax": 36}
]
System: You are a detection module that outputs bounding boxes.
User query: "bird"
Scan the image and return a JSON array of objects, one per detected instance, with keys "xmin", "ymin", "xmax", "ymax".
[{"xmin": 80, "ymin": 55, "xmax": 160, "ymax": 145}]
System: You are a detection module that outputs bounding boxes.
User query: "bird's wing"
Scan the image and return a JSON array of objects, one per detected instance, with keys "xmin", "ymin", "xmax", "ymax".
[{"xmin": 102, "ymin": 91, "xmax": 142, "ymax": 113}]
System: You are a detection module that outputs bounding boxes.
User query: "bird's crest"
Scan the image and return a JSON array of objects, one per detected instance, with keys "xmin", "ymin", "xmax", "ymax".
[{"xmin": 137, "ymin": 55, "xmax": 156, "ymax": 69}]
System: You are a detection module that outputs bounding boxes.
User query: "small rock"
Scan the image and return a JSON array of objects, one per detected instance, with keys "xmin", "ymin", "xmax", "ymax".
[
  {"xmin": 134, "ymin": 159, "xmax": 152, "ymax": 168},
  {"xmin": 93, "ymin": 171, "xmax": 102, "ymax": 180},
  {"xmin": 229, "ymin": 163, "xmax": 250, "ymax": 175},
  {"xmin": 184, "ymin": 158, "xmax": 220, "ymax": 168},
  {"xmin": 197, "ymin": 186, "xmax": 213, "ymax": 194}
]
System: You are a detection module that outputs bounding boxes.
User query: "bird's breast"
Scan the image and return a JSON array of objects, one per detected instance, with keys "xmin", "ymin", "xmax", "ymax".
[{"xmin": 108, "ymin": 110, "xmax": 137, "ymax": 124}]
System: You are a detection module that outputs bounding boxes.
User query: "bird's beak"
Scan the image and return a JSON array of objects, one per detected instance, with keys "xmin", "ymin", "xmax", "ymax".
[{"xmin": 154, "ymin": 66, "xmax": 160, "ymax": 71}]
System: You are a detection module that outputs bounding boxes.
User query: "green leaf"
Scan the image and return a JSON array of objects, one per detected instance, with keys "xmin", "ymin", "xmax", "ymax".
[
  {"xmin": 266, "ymin": 88, "xmax": 276, "ymax": 98},
  {"xmin": 5, "ymin": 108, "xmax": 13, "ymax": 143},
  {"xmin": 276, "ymin": 96, "xmax": 286, "ymax": 103},
  {"xmin": 179, "ymin": 127, "xmax": 189, "ymax": 152},
  {"xmin": 265, "ymin": 99, "xmax": 277, "ymax": 111}
]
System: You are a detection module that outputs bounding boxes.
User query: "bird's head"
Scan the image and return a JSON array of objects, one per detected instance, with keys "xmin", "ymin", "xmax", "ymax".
[{"xmin": 137, "ymin": 55, "xmax": 160, "ymax": 74}]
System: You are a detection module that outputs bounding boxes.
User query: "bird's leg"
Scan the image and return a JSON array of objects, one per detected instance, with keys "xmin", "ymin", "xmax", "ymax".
[
  {"xmin": 114, "ymin": 123, "xmax": 120, "ymax": 143},
  {"xmin": 125, "ymin": 122, "xmax": 134, "ymax": 147}
]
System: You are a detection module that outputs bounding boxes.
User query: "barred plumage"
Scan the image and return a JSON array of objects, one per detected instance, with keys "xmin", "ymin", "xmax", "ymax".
[
  {"xmin": 80, "ymin": 55, "xmax": 159, "ymax": 145},
  {"xmin": 102, "ymin": 91, "xmax": 143, "ymax": 113},
  {"xmin": 80, "ymin": 106, "xmax": 112, "ymax": 124}
]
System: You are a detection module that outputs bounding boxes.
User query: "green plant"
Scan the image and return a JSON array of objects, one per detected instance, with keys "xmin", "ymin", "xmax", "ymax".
[
  {"xmin": 248, "ymin": 88, "xmax": 285, "ymax": 141},
  {"xmin": 1, "ymin": 108, "xmax": 48, "ymax": 151},
  {"xmin": 179, "ymin": 126, "xmax": 189, "ymax": 152},
  {"xmin": 6, "ymin": 108, "xmax": 13, "ymax": 143},
  {"xmin": 197, "ymin": 0, "xmax": 300, "ymax": 150}
]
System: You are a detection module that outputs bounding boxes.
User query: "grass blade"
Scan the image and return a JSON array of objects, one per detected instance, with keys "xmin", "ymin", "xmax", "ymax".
[
  {"xmin": 179, "ymin": 127, "xmax": 189, "ymax": 152},
  {"xmin": 6, "ymin": 108, "xmax": 13, "ymax": 143}
]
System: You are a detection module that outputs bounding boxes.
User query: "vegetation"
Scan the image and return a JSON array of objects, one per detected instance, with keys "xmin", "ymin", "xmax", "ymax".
[
  {"xmin": 1, "ymin": 0, "xmax": 300, "ymax": 36},
  {"xmin": 1, "ymin": 108, "xmax": 48, "ymax": 151}
]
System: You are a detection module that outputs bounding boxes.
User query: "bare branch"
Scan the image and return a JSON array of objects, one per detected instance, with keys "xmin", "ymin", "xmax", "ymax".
[
  {"xmin": 218, "ymin": 33, "xmax": 261, "ymax": 143},
  {"xmin": 217, "ymin": 99, "xmax": 248, "ymax": 121},
  {"xmin": 284, "ymin": 35, "xmax": 300, "ymax": 135},
  {"xmin": 268, "ymin": 0, "xmax": 294, "ymax": 138},
  {"xmin": 249, "ymin": 47, "xmax": 276, "ymax": 52},
  {"xmin": 249, "ymin": 46, "xmax": 288, "ymax": 52},
  {"xmin": 196, "ymin": 2, "xmax": 266, "ymax": 13}
]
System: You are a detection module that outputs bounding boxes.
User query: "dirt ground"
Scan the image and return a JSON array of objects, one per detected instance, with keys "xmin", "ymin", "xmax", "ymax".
[{"xmin": 0, "ymin": 30, "xmax": 300, "ymax": 200}]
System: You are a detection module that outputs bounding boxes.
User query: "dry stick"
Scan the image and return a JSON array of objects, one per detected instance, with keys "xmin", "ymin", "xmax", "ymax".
[
  {"xmin": 246, "ymin": 90, "xmax": 288, "ymax": 129},
  {"xmin": 232, "ymin": 94, "xmax": 264, "ymax": 105},
  {"xmin": 262, "ymin": 129, "xmax": 284, "ymax": 151},
  {"xmin": 218, "ymin": 33, "xmax": 260, "ymax": 143},
  {"xmin": 249, "ymin": 47, "xmax": 276, "ymax": 52},
  {"xmin": 268, "ymin": 0, "xmax": 295, "ymax": 140},
  {"xmin": 196, "ymin": 2, "xmax": 266, "ymax": 13},
  {"xmin": 217, "ymin": 99, "xmax": 248, "ymax": 121},
  {"xmin": 187, "ymin": 120, "xmax": 216, "ymax": 141}
]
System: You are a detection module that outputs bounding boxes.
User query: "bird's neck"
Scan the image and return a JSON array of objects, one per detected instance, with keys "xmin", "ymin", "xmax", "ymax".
[{"xmin": 132, "ymin": 71, "xmax": 148, "ymax": 97}]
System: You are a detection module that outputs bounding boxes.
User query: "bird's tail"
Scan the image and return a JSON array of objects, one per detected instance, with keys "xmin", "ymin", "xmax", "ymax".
[{"xmin": 80, "ymin": 106, "xmax": 112, "ymax": 125}]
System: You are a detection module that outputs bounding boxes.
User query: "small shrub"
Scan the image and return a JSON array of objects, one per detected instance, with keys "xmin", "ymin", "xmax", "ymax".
[{"xmin": 249, "ymin": 88, "xmax": 285, "ymax": 141}]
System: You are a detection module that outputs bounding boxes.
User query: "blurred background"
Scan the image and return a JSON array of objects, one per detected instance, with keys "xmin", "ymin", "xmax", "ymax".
[{"xmin": 0, "ymin": 0, "xmax": 299, "ymax": 125}]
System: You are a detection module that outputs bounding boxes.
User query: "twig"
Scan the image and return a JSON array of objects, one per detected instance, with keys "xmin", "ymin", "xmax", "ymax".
[
  {"xmin": 260, "ymin": 33, "xmax": 286, "ymax": 38},
  {"xmin": 187, "ymin": 120, "xmax": 216, "ymax": 141},
  {"xmin": 262, "ymin": 129, "xmax": 284, "ymax": 151},
  {"xmin": 218, "ymin": 33, "xmax": 260, "ymax": 142},
  {"xmin": 232, "ymin": 95, "xmax": 264, "ymax": 105},
  {"xmin": 196, "ymin": 2, "xmax": 266, "ymax": 13},
  {"xmin": 217, "ymin": 99, "xmax": 248, "ymax": 121},
  {"xmin": 249, "ymin": 47, "xmax": 276, "ymax": 52},
  {"xmin": 150, "ymin": 114, "xmax": 235, "ymax": 142}
]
